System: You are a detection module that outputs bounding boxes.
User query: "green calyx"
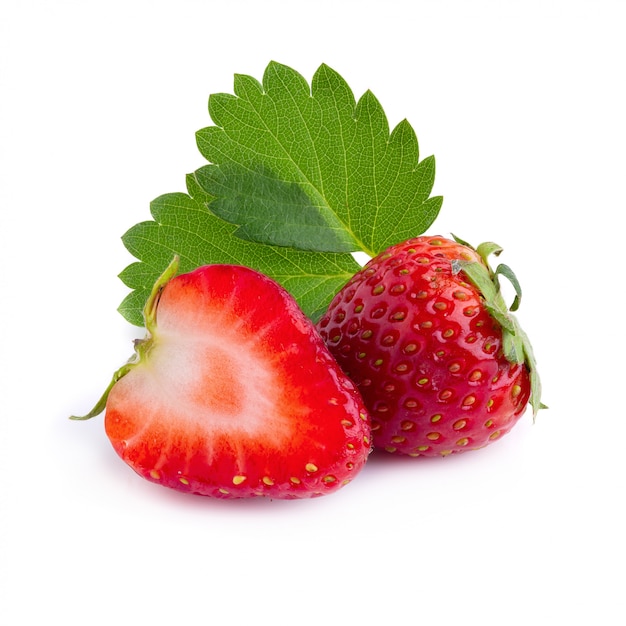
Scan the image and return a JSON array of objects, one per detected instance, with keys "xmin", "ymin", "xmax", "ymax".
[
  {"xmin": 70, "ymin": 256, "xmax": 180, "ymax": 421},
  {"xmin": 450, "ymin": 235, "xmax": 544, "ymax": 418}
]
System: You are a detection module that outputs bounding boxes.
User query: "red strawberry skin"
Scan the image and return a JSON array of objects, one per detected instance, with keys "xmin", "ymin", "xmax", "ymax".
[
  {"xmin": 316, "ymin": 236, "xmax": 531, "ymax": 457},
  {"xmin": 103, "ymin": 263, "xmax": 371, "ymax": 498}
]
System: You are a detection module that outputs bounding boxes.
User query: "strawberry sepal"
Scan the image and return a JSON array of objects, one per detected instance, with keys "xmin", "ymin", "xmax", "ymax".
[
  {"xmin": 69, "ymin": 361, "xmax": 135, "ymax": 420},
  {"xmin": 69, "ymin": 256, "xmax": 181, "ymax": 421},
  {"xmin": 451, "ymin": 238, "xmax": 544, "ymax": 419}
]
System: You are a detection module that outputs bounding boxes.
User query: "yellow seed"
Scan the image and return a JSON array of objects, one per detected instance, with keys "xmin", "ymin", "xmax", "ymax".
[
  {"xmin": 232, "ymin": 475, "xmax": 247, "ymax": 485},
  {"xmin": 453, "ymin": 419, "xmax": 467, "ymax": 430},
  {"xmin": 489, "ymin": 430, "xmax": 502, "ymax": 440},
  {"xmin": 178, "ymin": 477, "xmax": 190, "ymax": 485},
  {"xmin": 463, "ymin": 394, "xmax": 476, "ymax": 406},
  {"xmin": 512, "ymin": 384, "xmax": 522, "ymax": 397},
  {"xmin": 262, "ymin": 476, "xmax": 274, "ymax": 486},
  {"xmin": 322, "ymin": 475, "xmax": 336, "ymax": 484},
  {"xmin": 149, "ymin": 469, "xmax": 160, "ymax": 480},
  {"xmin": 431, "ymin": 414, "xmax": 443, "ymax": 423},
  {"xmin": 384, "ymin": 446, "xmax": 397, "ymax": 453},
  {"xmin": 417, "ymin": 446, "xmax": 429, "ymax": 451},
  {"xmin": 391, "ymin": 435, "xmax": 406, "ymax": 444},
  {"xmin": 427, "ymin": 432, "xmax": 441, "ymax": 441},
  {"xmin": 456, "ymin": 438, "xmax": 469, "ymax": 446},
  {"xmin": 218, "ymin": 488, "xmax": 229, "ymax": 495},
  {"xmin": 290, "ymin": 477, "xmax": 301, "ymax": 485},
  {"xmin": 305, "ymin": 463, "xmax": 319, "ymax": 473}
]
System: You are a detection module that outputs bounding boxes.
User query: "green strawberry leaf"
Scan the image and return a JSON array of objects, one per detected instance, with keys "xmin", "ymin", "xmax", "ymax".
[
  {"xmin": 118, "ymin": 62, "xmax": 442, "ymax": 326},
  {"xmin": 195, "ymin": 62, "xmax": 442, "ymax": 256},
  {"xmin": 118, "ymin": 172, "xmax": 360, "ymax": 326}
]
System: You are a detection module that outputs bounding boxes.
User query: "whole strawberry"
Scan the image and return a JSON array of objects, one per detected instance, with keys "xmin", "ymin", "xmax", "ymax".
[
  {"xmin": 316, "ymin": 235, "xmax": 542, "ymax": 457},
  {"xmin": 72, "ymin": 257, "xmax": 371, "ymax": 498}
]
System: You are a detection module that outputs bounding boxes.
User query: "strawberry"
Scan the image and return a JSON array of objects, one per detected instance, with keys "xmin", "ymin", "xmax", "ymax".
[
  {"xmin": 316, "ymin": 235, "xmax": 542, "ymax": 457},
  {"xmin": 72, "ymin": 257, "xmax": 371, "ymax": 498}
]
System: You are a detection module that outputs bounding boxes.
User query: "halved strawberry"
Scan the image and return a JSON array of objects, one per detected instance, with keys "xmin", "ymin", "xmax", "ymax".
[{"xmin": 72, "ymin": 258, "xmax": 371, "ymax": 499}]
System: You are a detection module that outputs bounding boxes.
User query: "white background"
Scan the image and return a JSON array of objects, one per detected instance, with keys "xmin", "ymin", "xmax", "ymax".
[{"xmin": 1, "ymin": 1, "xmax": 625, "ymax": 624}]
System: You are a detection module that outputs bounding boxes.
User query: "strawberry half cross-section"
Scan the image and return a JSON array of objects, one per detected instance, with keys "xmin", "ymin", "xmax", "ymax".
[{"xmin": 72, "ymin": 257, "xmax": 372, "ymax": 499}]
